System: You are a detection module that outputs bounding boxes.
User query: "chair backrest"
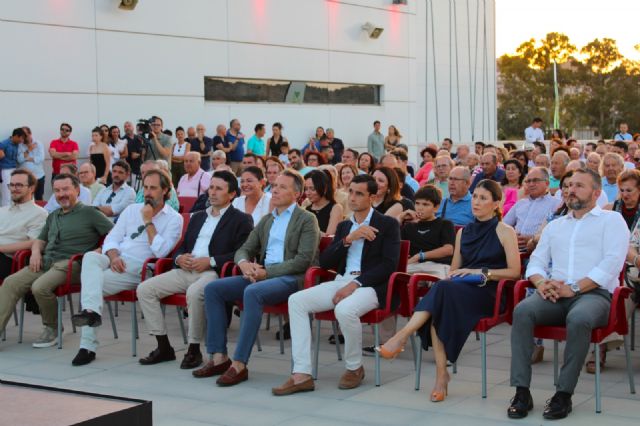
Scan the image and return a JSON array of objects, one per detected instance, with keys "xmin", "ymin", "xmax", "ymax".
[
  {"xmin": 319, "ymin": 235, "xmax": 333, "ymax": 253},
  {"xmin": 397, "ymin": 240, "xmax": 410, "ymax": 273},
  {"xmin": 454, "ymin": 225, "xmax": 464, "ymax": 234},
  {"xmin": 178, "ymin": 196, "xmax": 197, "ymax": 215},
  {"xmin": 35, "ymin": 200, "xmax": 47, "ymax": 208}
]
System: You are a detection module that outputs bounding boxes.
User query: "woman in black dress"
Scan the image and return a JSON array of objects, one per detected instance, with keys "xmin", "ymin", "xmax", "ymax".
[
  {"xmin": 376, "ymin": 179, "xmax": 520, "ymax": 402},
  {"xmin": 89, "ymin": 126, "xmax": 111, "ymax": 185},
  {"xmin": 303, "ymin": 170, "xmax": 343, "ymax": 236}
]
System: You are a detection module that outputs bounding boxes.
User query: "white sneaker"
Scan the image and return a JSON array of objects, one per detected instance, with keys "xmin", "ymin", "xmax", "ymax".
[{"xmin": 32, "ymin": 326, "xmax": 58, "ymax": 348}]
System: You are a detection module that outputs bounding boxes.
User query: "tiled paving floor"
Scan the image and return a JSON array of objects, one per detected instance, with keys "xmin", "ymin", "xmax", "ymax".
[{"xmin": 1, "ymin": 302, "xmax": 639, "ymax": 425}]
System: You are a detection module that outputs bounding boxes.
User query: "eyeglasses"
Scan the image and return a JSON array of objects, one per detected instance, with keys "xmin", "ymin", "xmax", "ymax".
[
  {"xmin": 8, "ymin": 183, "xmax": 27, "ymax": 189},
  {"xmin": 106, "ymin": 192, "xmax": 117, "ymax": 204},
  {"xmin": 524, "ymin": 178, "xmax": 546, "ymax": 184},
  {"xmin": 130, "ymin": 224, "xmax": 147, "ymax": 240}
]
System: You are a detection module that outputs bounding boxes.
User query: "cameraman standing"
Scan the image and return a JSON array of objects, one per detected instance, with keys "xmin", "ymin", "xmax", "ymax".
[
  {"xmin": 123, "ymin": 121, "xmax": 144, "ymax": 189},
  {"xmin": 144, "ymin": 116, "xmax": 172, "ymax": 170}
]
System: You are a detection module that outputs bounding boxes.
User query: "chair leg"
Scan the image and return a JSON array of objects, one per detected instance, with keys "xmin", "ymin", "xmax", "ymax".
[
  {"xmin": 115, "ymin": 301, "xmax": 118, "ymax": 317},
  {"xmin": 475, "ymin": 331, "xmax": 480, "ymax": 341},
  {"xmin": 57, "ymin": 297, "xmax": 63, "ymax": 349},
  {"xmin": 277, "ymin": 314, "xmax": 284, "ymax": 355},
  {"xmin": 13, "ymin": 307, "xmax": 18, "ymax": 326},
  {"xmin": 135, "ymin": 302, "xmax": 140, "ymax": 340},
  {"xmin": 453, "ymin": 361, "xmax": 457, "ymax": 374},
  {"xmin": 18, "ymin": 298, "xmax": 25, "ymax": 343},
  {"xmin": 631, "ymin": 307, "xmax": 636, "ymax": 351},
  {"xmin": 177, "ymin": 307, "xmax": 187, "ymax": 345},
  {"xmin": 68, "ymin": 293, "xmax": 76, "ymax": 334},
  {"xmin": 265, "ymin": 313, "xmax": 271, "ymax": 331},
  {"xmin": 313, "ymin": 320, "xmax": 321, "ymax": 380},
  {"xmin": 415, "ymin": 339, "xmax": 423, "ymax": 390},
  {"xmin": 409, "ymin": 334, "xmax": 417, "ymax": 371},
  {"xmin": 374, "ymin": 323, "xmax": 381, "ymax": 386},
  {"xmin": 331, "ymin": 321, "xmax": 342, "ymax": 361},
  {"xmin": 131, "ymin": 302, "xmax": 137, "ymax": 357},
  {"xmin": 623, "ymin": 334, "xmax": 636, "ymax": 394},
  {"xmin": 106, "ymin": 301, "xmax": 118, "ymax": 339},
  {"xmin": 256, "ymin": 334, "xmax": 262, "ymax": 351},
  {"xmin": 595, "ymin": 342, "xmax": 601, "ymax": 413},
  {"xmin": 481, "ymin": 332, "xmax": 487, "ymax": 398},
  {"xmin": 553, "ymin": 340, "xmax": 559, "ymax": 386}
]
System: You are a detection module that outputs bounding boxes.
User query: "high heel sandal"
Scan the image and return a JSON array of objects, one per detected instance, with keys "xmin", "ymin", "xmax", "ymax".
[{"xmin": 374, "ymin": 344, "xmax": 405, "ymax": 360}]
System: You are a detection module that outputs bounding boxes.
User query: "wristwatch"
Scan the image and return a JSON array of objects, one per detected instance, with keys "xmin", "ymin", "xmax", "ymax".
[
  {"xmin": 481, "ymin": 267, "xmax": 491, "ymax": 281},
  {"xmin": 569, "ymin": 282, "xmax": 581, "ymax": 296},
  {"xmin": 209, "ymin": 257, "xmax": 216, "ymax": 268}
]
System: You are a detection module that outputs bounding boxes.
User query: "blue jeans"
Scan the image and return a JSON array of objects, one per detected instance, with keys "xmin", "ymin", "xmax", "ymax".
[{"xmin": 204, "ymin": 275, "xmax": 298, "ymax": 363}]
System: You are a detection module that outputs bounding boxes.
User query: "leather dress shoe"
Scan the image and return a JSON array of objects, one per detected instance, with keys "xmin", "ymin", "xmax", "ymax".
[
  {"xmin": 272, "ymin": 377, "xmax": 315, "ymax": 396},
  {"xmin": 192, "ymin": 359, "xmax": 231, "ymax": 378},
  {"xmin": 338, "ymin": 366, "xmax": 365, "ymax": 389},
  {"xmin": 543, "ymin": 392, "xmax": 572, "ymax": 420},
  {"xmin": 180, "ymin": 351, "xmax": 203, "ymax": 369},
  {"xmin": 216, "ymin": 366, "xmax": 248, "ymax": 387},
  {"xmin": 72, "ymin": 349, "xmax": 96, "ymax": 366},
  {"xmin": 72, "ymin": 310, "xmax": 102, "ymax": 328},
  {"xmin": 275, "ymin": 322, "xmax": 291, "ymax": 340},
  {"xmin": 507, "ymin": 388, "xmax": 533, "ymax": 419},
  {"xmin": 139, "ymin": 347, "xmax": 176, "ymax": 365}
]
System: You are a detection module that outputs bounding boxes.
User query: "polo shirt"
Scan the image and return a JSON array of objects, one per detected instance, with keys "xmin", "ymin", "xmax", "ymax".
[
  {"xmin": 0, "ymin": 138, "xmax": 20, "ymax": 169},
  {"xmin": 49, "ymin": 138, "xmax": 79, "ymax": 174},
  {"xmin": 436, "ymin": 192, "xmax": 474, "ymax": 226},
  {"xmin": 246, "ymin": 135, "xmax": 266, "ymax": 156},
  {"xmin": 38, "ymin": 202, "xmax": 113, "ymax": 269},
  {"xmin": 144, "ymin": 133, "xmax": 172, "ymax": 165},
  {"xmin": 602, "ymin": 177, "xmax": 619, "ymax": 203}
]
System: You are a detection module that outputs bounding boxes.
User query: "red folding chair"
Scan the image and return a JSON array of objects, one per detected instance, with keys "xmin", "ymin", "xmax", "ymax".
[
  {"xmin": 178, "ymin": 196, "xmax": 197, "ymax": 214},
  {"xmin": 34, "ymin": 200, "xmax": 47, "ymax": 208},
  {"xmin": 410, "ymin": 274, "xmax": 516, "ymax": 396},
  {"xmin": 514, "ymin": 278, "xmax": 636, "ymax": 413},
  {"xmin": 307, "ymin": 240, "xmax": 410, "ymax": 386},
  {"xmin": 104, "ymin": 213, "xmax": 190, "ymax": 356}
]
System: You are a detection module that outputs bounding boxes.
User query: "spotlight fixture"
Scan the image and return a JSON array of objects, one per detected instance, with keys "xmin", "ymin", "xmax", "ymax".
[{"xmin": 362, "ymin": 22, "xmax": 384, "ymax": 39}]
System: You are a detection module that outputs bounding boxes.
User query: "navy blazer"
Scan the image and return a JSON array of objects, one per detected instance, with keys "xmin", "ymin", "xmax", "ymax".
[
  {"xmin": 173, "ymin": 205, "xmax": 253, "ymax": 274},
  {"xmin": 320, "ymin": 209, "xmax": 400, "ymax": 308}
]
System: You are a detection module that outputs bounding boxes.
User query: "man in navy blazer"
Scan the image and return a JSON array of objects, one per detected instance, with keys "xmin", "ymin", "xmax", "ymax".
[
  {"xmin": 273, "ymin": 174, "xmax": 400, "ymax": 395},
  {"xmin": 137, "ymin": 170, "xmax": 253, "ymax": 369}
]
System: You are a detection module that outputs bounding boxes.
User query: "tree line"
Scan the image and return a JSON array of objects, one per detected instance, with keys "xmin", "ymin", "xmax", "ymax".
[{"xmin": 497, "ymin": 32, "xmax": 640, "ymax": 140}]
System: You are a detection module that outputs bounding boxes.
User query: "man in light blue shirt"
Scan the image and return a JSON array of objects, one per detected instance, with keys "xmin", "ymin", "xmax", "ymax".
[
  {"xmin": 437, "ymin": 166, "xmax": 474, "ymax": 226},
  {"xmin": 614, "ymin": 122, "xmax": 633, "ymax": 141},
  {"xmin": 0, "ymin": 128, "xmax": 25, "ymax": 207},
  {"xmin": 200, "ymin": 170, "xmax": 320, "ymax": 386},
  {"xmin": 601, "ymin": 152, "xmax": 624, "ymax": 202},
  {"xmin": 17, "ymin": 126, "xmax": 45, "ymax": 200},
  {"xmin": 246, "ymin": 123, "xmax": 266, "ymax": 157},
  {"xmin": 92, "ymin": 160, "xmax": 136, "ymax": 220},
  {"xmin": 367, "ymin": 120, "xmax": 385, "ymax": 160}
]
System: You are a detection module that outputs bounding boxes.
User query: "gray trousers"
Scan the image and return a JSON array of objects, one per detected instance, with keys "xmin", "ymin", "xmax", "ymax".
[{"xmin": 510, "ymin": 289, "xmax": 611, "ymax": 394}]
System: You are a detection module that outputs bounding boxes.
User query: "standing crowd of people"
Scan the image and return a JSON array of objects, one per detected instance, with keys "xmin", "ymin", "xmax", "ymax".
[{"xmin": 0, "ymin": 115, "xmax": 638, "ymax": 420}]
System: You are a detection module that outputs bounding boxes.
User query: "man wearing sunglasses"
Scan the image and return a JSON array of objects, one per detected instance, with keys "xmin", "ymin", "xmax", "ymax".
[
  {"xmin": 0, "ymin": 173, "xmax": 113, "ymax": 348},
  {"xmin": 92, "ymin": 160, "xmax": 136, "ymax": 220},
  {"xmin": 48, "ymin": 123, "xmax": 79, "ymax": 180},
  {"xmin": 70, "ymin": 169, "xmax": 183, "ymax": 366}
]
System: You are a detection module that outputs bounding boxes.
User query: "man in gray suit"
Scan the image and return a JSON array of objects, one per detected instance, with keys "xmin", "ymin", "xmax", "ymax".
[{"xmin": 193, "ymin": 170, "xmax": 320, "ymax": 386}]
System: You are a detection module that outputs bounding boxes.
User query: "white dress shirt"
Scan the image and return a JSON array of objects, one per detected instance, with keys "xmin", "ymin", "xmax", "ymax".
[
  {"xmin": 92, "ymin": 183, "xmax": 136, "ymax": 216},
  {"xmin": 232, "ymin": 192, "xmax": 272, "ymax": 227},
  {"xmin": 526, "ymin": 206, "xmax": 629, "ymax": 293},
  {"xmin": 102, "ymin": 203, "xmax": 183, "ymax": 264},
  {"xmin": 191, "ymin": 206, "xmax": 228, "ymax": 262},
  {"xmin": 344, "ymin": 207, "xmax": 375, "ymax": 283}
]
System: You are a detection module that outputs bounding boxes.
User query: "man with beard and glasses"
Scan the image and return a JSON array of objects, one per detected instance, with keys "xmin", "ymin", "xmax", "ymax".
[
  {"xmin": 136, "ymin": 171, "xmax": 253, "ymax": 369},
  {"xmin": 507, "ymin": 168, "xmax": 629, "ymax": 420},
  {"xmin": 0, "ymin": 173, "xmax": 113, "ymax": 348},
  {"xmin": 0, "ymin": 170, "xmax": 47, "ymax": 279},
  {"xmin": 70, "ymin": 170, "xmax": 183, "ymax": 366},
  {"xmin": 92, "ymin": 160, "xmax": 136, "ymax": 220}
]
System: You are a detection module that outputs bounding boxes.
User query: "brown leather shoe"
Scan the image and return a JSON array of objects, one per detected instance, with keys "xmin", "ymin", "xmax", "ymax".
[
  {"xmin": 216, "ymin": 366, "xmax": 248, "ymax": 386},
  {"xmin": 180, "ymin": 351, "xmax": 203, "ymax": 370},
  {"xmin": 272, "ymin": 377, "xmax": 315, "ymax": 396},
  {"xmin": 530, "ymin": 345, "xmax": 544, "ymax": 365},
  {"xmin": 192, "ymin": 359, "xmax": 231, "ymax": 378},
  {"xmin": 338, "ymin": 366, "xmax": 365, "ymax": 389}
]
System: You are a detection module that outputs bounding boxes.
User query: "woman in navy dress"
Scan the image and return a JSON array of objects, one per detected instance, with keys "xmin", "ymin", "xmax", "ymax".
[{"xmin": 376, "ymin": 179, "xmax": 520, "ymax": 402}]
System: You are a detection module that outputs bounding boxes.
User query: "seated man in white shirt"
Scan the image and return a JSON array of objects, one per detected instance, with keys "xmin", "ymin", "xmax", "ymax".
[
  {"xmin": 70, "ymin": 170, "xmax": 183, "ymax": 366},
  {"xmin": 177, "ymin": 152, "xmax": 211, "ymax": 198},
  {"xmin": 44, "ymin": 163, "xmax": 92, "ymax": 212},
  {"xmin": 92, "ymin": 160, "xmax": 136, "ymax": 220},
  {"xmin": 508, "ymin": 168, "xmax": 629, "ymax": 420}
]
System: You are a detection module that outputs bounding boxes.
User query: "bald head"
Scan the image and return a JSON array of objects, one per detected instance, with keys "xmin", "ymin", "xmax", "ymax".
[{"xmin": 185, "ymin": 151, "xmax": 202, "ymax": 175}]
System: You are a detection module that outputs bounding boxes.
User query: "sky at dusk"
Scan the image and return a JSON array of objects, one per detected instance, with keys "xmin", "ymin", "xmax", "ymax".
[{"xmin": 496, "ymin": 0, "xmax": 640, "ymax": 59}]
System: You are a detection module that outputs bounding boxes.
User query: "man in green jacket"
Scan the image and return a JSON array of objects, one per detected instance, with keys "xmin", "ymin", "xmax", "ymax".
[{"xmin": 192, "ymin": 170, "xmax": 320, "ymax": 386}]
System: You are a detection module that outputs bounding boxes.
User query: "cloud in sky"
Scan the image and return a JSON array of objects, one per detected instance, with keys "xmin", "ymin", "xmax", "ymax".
[{"xmin": 496, "ymin": 0, "xmax": 640, "ymax": 59}]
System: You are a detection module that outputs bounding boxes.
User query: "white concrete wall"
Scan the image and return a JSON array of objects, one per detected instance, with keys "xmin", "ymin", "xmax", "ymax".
[{"xmin": 0, "ymin": 0, "xmax": 495, "ymax": 172}]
